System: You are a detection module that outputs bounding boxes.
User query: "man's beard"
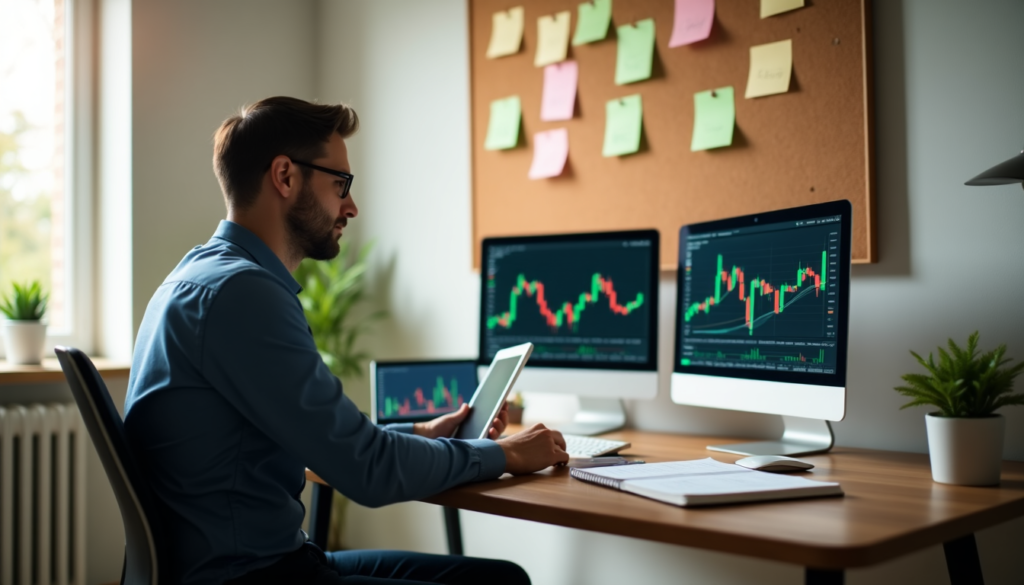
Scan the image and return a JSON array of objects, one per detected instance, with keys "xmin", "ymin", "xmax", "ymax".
[{"xmin": 286, "ymin": 181, "xmax": 341, "ymax": 261}]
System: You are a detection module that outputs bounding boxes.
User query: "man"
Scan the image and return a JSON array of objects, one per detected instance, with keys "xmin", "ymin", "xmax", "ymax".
[{"xmin": 125, "ymin": 96, "xmax": 569, "ymax": 584}]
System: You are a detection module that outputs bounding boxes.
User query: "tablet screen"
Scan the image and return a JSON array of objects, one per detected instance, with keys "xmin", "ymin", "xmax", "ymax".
[{"xmin": 454, "ymin": 355, "xmax": 521, "ymax": 440}]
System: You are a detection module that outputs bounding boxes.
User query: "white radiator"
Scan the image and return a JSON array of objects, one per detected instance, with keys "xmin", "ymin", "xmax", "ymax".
[{"xmin": 0, "ymin": 404, "xmax": 86, "ymax": 585}]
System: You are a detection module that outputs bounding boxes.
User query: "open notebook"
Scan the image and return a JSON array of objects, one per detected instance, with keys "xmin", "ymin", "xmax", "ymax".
[{"xmin": 570, "ymin": 457, "xmax": 843, "ymax": 507}]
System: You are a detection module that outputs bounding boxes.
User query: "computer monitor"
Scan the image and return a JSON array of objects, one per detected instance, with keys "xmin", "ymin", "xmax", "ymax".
[
  {"xmin": 370, "ymin": 359, "xmax": 479, "ymax": 425},
  {"xmin": 671, "ymin": 200, "xmax": 851, "ymax": 456},
  {"xmin": 479, "ymin": 230, "xmax": 659, "ymax": 435}
]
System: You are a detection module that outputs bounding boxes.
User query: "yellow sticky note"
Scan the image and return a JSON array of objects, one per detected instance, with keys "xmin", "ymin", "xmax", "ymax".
[
  {"xmin": 535, "ymin": 11, "xmax": 572, "ymax": 67},
  {"xmin": 745, "ymin": 39, "xmax": 792, "ymax": 98},
  {"xmin": 761, "ymin": 0, "xmax": 804, "ymax": 19},
  {"xmin": 487, "ymin": 7, "xmax": 525, "ymax": 59}
]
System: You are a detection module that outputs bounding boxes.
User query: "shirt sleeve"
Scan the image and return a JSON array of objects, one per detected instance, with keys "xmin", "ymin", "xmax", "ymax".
[{"xmin": 200, "ymin": 270, "xmax": 506, "ymax": 508}]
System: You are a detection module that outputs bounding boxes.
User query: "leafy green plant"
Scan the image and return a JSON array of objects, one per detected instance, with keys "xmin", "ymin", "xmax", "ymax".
[
  {"xmin": 0, "ymin": 280, "xmax": 48, "ymax": 320},
  {"xmin": 294, "ymin": 240, "xmax": 385, "ymax": 380},
  {"xmin": 895, "ymin": 332, "xmax": 1024, "ymax": 417}
]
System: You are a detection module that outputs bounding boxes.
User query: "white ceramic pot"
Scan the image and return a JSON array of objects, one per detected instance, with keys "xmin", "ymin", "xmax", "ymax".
[
  {"xmin": 2, "ymin": 320, "xmax": 47, "ymax": 365},
  {"xmin": 925, "ymin": 413, "xmax": 1005, "ymax": 486}
]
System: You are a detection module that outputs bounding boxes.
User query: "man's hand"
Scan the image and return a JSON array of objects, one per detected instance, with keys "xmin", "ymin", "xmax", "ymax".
[
  {"xmin": 496, "ymin": 423, "xmax": 569, "ymax": 475},
  {"xmin": 413, "ymin": 402, "xmax": 510, "ymax": 440}
]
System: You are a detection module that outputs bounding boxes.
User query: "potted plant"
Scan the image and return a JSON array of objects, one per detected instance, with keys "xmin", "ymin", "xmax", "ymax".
[
  {"xmin": 1, "ymin": 281, "xmax": 49, "ymax": 365},
  {"xmin": 506, "ymin": 391, "xmax": 525, "ymax": 425},
  {"xmin": 294, "ymin": 240, "xmax": 386, "ymax": 550},
  {"xmin": 895, "ymin": 332, "xmax": 1024, "ymax": 486}
]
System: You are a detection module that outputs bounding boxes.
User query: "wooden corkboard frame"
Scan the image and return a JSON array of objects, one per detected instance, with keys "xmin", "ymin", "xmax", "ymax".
[{"xmin": 468, "ymin": 0, "xmax": 876, "ymax": 270}]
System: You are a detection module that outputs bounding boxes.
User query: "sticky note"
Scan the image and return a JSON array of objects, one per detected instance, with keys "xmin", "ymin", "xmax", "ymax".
[
  {"xmin": 761, "ymin": 0, "xmax": 804, "ymax": 19},
  {"xmin": 528, "ymin": 128, "xmax": 570, "ymax": 179},
  {"xmin": 486, "ymin": 7, "xmax": 525, "ymax": 59},
  {"xmin": 540, "ymin": 61, "xmax": 578, "ymax": 122},
  {"xmin": 615, "ymin": 19, "xmax": 656, "ymax": 85},
  {"xmin": 670, "ymin": 0, "xmax": 715, "ymax": 48},
  {"xmin": 572, "ymin": 0, "xmax": 612, "ymax": 46},
  {"xmin": 691, "ymin": 86, "xmax": 734, "ymax": 151},
  {"xmin": 484, "ymin": 96, "xmax": 522, "ymax": 150},
  {"xmin": 745, "ymin": 39, "xmax": 792, "ymax": 98},
  {"xmin": 535, "ymin": 11, "xmax": 572, "ymax": 67},
  {"xmin": 602, "ymin": 95, "xmax": 643, "ymax": 157}
]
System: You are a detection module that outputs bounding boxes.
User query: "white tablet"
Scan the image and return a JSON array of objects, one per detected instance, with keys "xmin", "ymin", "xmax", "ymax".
[{"xmin": 453, "ymin": 343, "xmax": 533, "ymax": 440}]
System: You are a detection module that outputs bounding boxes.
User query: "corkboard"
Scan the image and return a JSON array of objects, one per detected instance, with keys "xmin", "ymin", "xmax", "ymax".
[{"xmin": 469, "ymin": 0, "xmax": 875, "ymax": 270}]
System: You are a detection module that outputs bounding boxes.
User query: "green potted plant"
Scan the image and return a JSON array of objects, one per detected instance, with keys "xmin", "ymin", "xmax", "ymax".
[
  {"xmin": 294, "ymin": 240, "xmax": 385, "ymax": 550},
  {"xmin": 894, "ymin": 332, "xmax": 1024, "ymax": 485},
  {"xmin": 1, "ymin": 280, "xmax": 49, "ymax": 365}
]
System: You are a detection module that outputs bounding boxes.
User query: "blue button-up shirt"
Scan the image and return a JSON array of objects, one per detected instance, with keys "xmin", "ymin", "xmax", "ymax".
[{"xmin": 125, "ymin": 221, "xmax": 505, "ymax": 584}]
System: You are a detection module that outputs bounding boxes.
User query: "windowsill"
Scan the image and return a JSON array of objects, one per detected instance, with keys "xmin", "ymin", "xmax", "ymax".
[{"xmin": 0, "ymin": 357, "xmax": 130, "ymax": 385}]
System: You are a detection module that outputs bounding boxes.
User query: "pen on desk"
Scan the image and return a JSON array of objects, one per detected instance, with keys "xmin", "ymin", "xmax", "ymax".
[{"xmin": 568, "ymin": 457, "xmax": 646, "ymax": 469}]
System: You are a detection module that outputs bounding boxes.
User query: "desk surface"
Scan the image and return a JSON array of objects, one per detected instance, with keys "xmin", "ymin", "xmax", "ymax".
[{"xmin": 307, "ymin": 428, "xmax": 1024, "ymax": 570}]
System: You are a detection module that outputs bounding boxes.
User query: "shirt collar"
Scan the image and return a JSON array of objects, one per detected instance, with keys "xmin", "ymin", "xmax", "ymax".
[{"xmin": 211, "ymin": 220, "xmax": 302, "ymax": 295}]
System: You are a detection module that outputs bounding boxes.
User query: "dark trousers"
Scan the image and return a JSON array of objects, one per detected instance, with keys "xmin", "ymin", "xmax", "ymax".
[{"xmin": 226, "ymin": 543, "xmax": 531, "ymax": 585}]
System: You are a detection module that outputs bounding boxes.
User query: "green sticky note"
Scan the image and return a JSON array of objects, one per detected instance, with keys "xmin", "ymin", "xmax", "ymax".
[
  {"xmin": 572, "ymin": 0, "xmax": 612, "ymax": 46},
  {"xmin": 484, "ymin": 96, "xmax": 522, "ymax": 150},
  {"xmin": 603, "ymin": 94, "xmax": 643, "ymax": 157},
  {"xmin": 691, "ymin": 86, "xmax": 735, "ymax": 151},
  {"xmin": 615, "ymin": 19, "xmax": 655, "ymax": 85}
]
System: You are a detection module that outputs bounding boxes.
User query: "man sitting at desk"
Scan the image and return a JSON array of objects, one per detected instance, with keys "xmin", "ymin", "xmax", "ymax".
[{"xmin": 124, "ymin": 96, "xmax": 569, "ymax": 585}]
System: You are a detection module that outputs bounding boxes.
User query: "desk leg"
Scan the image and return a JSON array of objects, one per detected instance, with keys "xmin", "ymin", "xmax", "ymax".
[
  {"xmin": 443, "ymin": 506, "xmax": 464, "ymax": 555},
  {"xmin": 309, "ymin": 483, "xmax": 334, "ymax": 550},
  {"xmin": 805, "ymin": 568, "xmax": 843, "ymax": 585},
  {"xmin": 943, "ymin": 533, "xmax": 984, "ymax": 585}
]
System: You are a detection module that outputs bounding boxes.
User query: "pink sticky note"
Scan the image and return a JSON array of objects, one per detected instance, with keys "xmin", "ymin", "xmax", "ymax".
[
  {"xmin": 669, "ymin": 0, "xmax": 715, "ymax": 48},
  {"xmin": 540, "ymin": 61, "xmax": 578, "ymax": 122},
  {"xmin": 528, "ymin": 128, "xmax": 569, "ymax": 180}
]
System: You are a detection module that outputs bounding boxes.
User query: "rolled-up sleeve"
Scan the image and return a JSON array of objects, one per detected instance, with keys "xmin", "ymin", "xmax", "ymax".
[{"xmin": 200, "ymin": 270, "xmax": 505, "ymax": 508}]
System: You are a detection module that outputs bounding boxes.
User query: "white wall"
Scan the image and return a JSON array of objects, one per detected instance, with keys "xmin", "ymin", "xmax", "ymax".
[
  {"xmin": 130, "ymin": 0, "xmax": 320, "ymax": 336},
  {"xmin": 318, "ymin": 1, "xmax": 1024, "ymax": 584}
]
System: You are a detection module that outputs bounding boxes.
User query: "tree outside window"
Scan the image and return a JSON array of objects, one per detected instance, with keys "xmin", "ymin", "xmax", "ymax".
[{"xmin": 1, "ymin": 0, "xmax": 67, "ymax": 331}]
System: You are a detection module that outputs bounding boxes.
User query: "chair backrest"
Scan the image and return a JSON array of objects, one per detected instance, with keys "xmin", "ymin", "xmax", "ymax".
[{"xmin": 55, "ymin": 346, "xmax": 166, "ymax": 585}]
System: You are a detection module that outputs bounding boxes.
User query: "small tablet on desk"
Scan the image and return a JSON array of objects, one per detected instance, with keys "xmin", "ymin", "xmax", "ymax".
[{"xmin": 370, "ymin": 359, "xmax": 480, "ymax": 425}]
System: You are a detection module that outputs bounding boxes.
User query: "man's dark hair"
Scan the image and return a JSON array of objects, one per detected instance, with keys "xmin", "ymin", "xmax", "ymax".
[{"xmin": 212, "ymin": 96, "xmax": 359, "ymax": 210}]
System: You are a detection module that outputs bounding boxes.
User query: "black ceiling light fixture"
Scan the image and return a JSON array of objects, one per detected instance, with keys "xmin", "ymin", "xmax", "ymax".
[{"xmin": 965, "ymin": 147, "xmax": 1024, "ymax": 190}]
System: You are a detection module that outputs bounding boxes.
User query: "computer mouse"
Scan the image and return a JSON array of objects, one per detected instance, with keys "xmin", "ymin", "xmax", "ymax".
[{"xmin": 734, "ymin": 455, "xmax": 814, "ymax": 472}]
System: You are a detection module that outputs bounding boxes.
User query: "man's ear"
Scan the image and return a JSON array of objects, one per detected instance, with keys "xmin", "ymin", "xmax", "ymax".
[{"xmin": 268, "ymin": 155, "xmax": 300, "ymax": 200}]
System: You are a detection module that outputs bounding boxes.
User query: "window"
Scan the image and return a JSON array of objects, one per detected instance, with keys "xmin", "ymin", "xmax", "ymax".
[{"xmin": 0, "ymin": 0, "xmax": 91, "ymax": 354}]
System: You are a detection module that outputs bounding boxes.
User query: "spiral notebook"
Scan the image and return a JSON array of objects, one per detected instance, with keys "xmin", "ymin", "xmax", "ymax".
[{"xmin": 570, "ymin": 457, "xmax": 843, "ymax": 507}]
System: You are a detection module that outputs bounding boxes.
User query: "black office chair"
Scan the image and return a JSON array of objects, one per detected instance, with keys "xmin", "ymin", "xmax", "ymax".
[{"xmin": 56, "ymin": 346, "xmax": 167, "ymax": 585}]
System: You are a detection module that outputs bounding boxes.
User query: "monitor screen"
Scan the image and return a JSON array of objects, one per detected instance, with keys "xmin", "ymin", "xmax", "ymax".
[
  {"xmin": 674, "ymin": 201, "xmax": 850, "ymax": 388},
  {"xmin": 479, "ymin": 230, "xmax": 659, "ymax": 371},
  {"xmin": 371, "ymin": 360, "xmax": 479, "ymax": 425}
]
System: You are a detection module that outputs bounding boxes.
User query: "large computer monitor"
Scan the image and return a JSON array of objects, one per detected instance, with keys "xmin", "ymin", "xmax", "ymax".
[
  {"xmin": 479, "ymin": 230, "xmax": 660, "ymax": 435},
  {"xmin": 671, "ymin": 200, "xmax": 852, "ymax": 456}
]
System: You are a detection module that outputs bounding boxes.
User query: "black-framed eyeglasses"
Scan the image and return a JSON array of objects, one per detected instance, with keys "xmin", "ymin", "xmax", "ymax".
[{"xmin": 292, "ymin": 160, "xmax": 354, "ymax": 199}]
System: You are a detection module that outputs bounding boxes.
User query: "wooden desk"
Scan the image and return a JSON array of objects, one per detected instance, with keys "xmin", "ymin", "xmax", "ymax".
[{"xmin": 307, "ymin": 428, "xmax": 1024, "ymax": 585}]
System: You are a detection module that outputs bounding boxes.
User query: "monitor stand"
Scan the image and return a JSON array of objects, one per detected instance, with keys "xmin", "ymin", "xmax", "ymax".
[
  {"xmin": 707, "ymin": 416, "xmax": 835, "ymax": 457},
  {"xmin": 555, "ymin": 397, "xmax": 626, "ymax": 436}
]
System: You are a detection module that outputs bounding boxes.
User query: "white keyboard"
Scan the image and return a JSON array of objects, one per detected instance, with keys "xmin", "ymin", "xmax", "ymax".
[{"xmin": 563, "ymin": 434, "xmax": 631, "ymax": 458}]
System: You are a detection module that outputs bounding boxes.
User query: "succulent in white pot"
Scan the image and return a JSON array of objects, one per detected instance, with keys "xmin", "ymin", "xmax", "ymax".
[
  {"xmin": 1, "ymin": 281, "xmax": 49, "ymax": 365},
  {"xmin": 895, "ymin": 332, "xmax": 1024, "ymax": 486}
]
